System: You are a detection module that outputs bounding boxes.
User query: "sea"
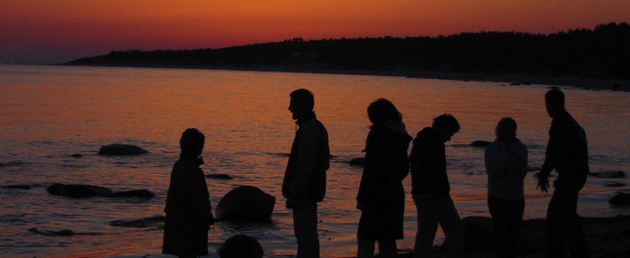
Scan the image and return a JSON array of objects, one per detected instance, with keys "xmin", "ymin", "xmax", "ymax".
[{"xmin": 1, "ymin": 64, "xmax": 629, "ymax": 258}]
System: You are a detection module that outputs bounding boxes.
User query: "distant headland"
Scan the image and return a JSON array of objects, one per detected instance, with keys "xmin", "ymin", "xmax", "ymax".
[{"xmin": 67, "ymin": 22, "xmax": 630, "ymax": 90}]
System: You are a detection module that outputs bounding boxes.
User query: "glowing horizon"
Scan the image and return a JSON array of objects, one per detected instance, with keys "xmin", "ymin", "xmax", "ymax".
[{"xmin": 1, "ymin": 0, "xmax": 628, "ymax": 64}]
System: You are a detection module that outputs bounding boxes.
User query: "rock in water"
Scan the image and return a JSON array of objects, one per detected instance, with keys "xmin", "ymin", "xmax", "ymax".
[
  {"xmin": 97, "ymin": 144, "xmax": 149, "ymax": 155},
  {"xmin": 590, "ymin": 170, "xmax": 625, "ymax": 178},
  {"xmin": 218, "ymin": 234, "xmax": 264, "ymax": 258},
  {"xmin": 609, "ymin": 193, "xmax": 630, "ymax": 206},
  {"xmin": 47, "ymin": 183, "xmax": 113, "ymax": 198},
  {"xmin": 207, "ymin": 174, "xmax": 234, "ymax": 180},
  {"xmin": 470, "ymin": 140, "xmax": 492, "ymax": 147},
  {"xmin": 105, "ymin": 189, "xmax": 155, "ymax": 198},
  {"xmin": 215, "ymin": 186, "xmax": 276, "ymax": 222},
  {"xmin": 349, "ymin": 157, "xmax": 365, "ymax": 166},
  {"xmin": 110, "ymin": 215, "xmax": 165, "ymax": 228}
]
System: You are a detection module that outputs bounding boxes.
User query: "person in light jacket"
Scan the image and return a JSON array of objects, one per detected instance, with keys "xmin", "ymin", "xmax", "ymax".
[{"xmin": 485, "ymin": 117, "xmax": 528, "ymax": 258}]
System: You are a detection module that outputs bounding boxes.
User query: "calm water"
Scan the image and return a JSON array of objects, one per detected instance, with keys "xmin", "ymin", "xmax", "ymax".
[{"xmin": 1, "ymin": 64, "xmax": 629, "ymax": 258}]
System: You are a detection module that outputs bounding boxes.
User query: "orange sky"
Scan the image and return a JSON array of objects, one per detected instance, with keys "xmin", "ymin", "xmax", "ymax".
[{"xmin": 1, "ymin": 0, "xmax": 628, "ymax": 63}]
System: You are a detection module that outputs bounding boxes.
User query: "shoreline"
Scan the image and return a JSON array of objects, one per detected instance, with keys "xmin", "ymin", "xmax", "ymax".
[
  {"xmin": 56, "ymin": 63, "xmax": 630, "ymax": 92},
  {"xmin": 108, "ymin": 215, "xmax": 630, "ymax": 258}
]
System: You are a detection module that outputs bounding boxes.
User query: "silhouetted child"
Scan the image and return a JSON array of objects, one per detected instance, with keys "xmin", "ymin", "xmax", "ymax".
[
  {"xmin": 485, "ymin": 117, "xmax": 528, "ymax": 258},
  {"xmin": 163, "ymin": 128, "xmax": 214, "ymax": 258}
]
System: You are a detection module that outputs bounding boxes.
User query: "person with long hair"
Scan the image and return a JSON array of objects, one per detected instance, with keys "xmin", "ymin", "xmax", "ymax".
[{"xmin": 357, "ymin": 98, "xmax": 412, "ymax": 258}]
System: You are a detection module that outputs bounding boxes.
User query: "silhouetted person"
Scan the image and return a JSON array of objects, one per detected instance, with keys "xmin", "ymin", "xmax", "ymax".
[
  {"xmin": 537, "ymin": 89, "xmax": 589, "ymax": 258},
  {"xmin": 485, "ymin": 117, "xmax": 528, "ymax": 258},
  {"xmin": 282, "ymin": 89, "xmax": 330, "ymax": 258},
  {"xmin": 410, "ymin": 114, "xmax": 464, "ymax": 258},
  {"xmin": 217, "ymin": 234, "xmax": 264, "ymax": 258},
  {"xmin": 356, "ymin": 99, "xmax": 412, "ymax": 258},
  {"xmin": 163, "ymin": 128, "xmax": 214, "ymax": 258}
]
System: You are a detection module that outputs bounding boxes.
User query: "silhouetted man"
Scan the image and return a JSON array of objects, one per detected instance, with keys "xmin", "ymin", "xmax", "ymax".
[
  {"xmin": 282, "ymin": 89, "xmax": 330, "ymax": 258},
  {"xmin": 410, "ymin": 114, "xmax": 464, "ymax": 258},
  {"xmin": 537, "ymin": 89, "xmax": 589, "ymax": 258}
]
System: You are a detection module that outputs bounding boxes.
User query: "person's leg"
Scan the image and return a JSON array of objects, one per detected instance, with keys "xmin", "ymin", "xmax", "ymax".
[
  {"xmin": 488, "ymin": 194, "xmax": 510, "ymax": 258},
  {"xmin": 378, "ymin": 239, "xmax": 398, "ymax": 258},
  {"xmin": 358, "ymin": 238, "xmax": 375, "ymax": 258},
  {"xmin": 435, "ymin": 195, "xmax": 464, "ymax": 258},
  {"xmin": 293, "ymin": 202, "xmax": 320, "ymax": 258},
  {"xmin": 547, "ymin": 189, "xmax": 565, "ymax": 258},
  {"xmin": 507, "ymin": 198, "xmax": 525, "ymax": 258},
  {"xmin": 556, "ymin": 186, "xmax": 588, "ymax": 258},
  {"xmin": 413, "ymin": 194, "xmax": 439, "ymax": 258}
]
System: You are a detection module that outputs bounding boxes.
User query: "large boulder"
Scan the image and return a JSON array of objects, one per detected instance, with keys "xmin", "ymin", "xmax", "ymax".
[
  {"xmin": 215, "ymin": 186, "xmax": 276, "ymax": 222},
  {"xmin": 47, "ymin": 183, "xmax": 113, "ymax": 198},
  {"xmin": 97, "ymin": 144, "xmax": 149, "ymax": 155}
]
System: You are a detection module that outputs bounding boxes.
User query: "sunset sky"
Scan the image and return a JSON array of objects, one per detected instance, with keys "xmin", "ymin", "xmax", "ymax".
[{"xmin": 1, "ymin": 0, "xmax": 629, "ymax": 64}]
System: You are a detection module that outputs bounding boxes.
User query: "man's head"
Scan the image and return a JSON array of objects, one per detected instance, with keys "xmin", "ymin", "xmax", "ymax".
[
  {"xmin": 432, "ymin": 114, "xmax": 460, "ymax": 142},
  {"xmin": 289, "ymin": 89, "xmax": 315, "ymax": 120},
  {"xmin": 180, "ymin": 128, "xmax": 205, "ymax": 157},
  {"xmin": 545, "ymin": 89, "xmax": 565, "ymax": 118}
]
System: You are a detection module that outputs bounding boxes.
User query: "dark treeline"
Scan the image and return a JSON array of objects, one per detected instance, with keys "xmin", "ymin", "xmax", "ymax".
[{"xmin": 68, "ymin": 22, "xmax": 630, "ymax": 80}]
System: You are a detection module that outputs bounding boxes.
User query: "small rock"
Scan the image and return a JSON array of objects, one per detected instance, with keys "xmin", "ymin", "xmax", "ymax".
[
  {"xmin": 590, "ymin": 170, "xmax": 625, "ymax": 178},
  {"xmin": 70, "ymin": 154, "xmax": 83, "ymax": 158},
  {"xmin": 47, "ymin": 183, "xmax": 113, "ymax": 198},
  {"xmin": 218, "ymin": 234, "xmax": 264, "ymax": 258},
  {"xmin": 470, "ymin": 140, "xmax": 491, "ymax": 147},
  {"xmin": 609, "ymin": 193, "xmax": 630, "ymax": 206},
  {"xmin": 105, "ymin": 189, "xmax": 155, "ymax": 198},
  {"xmin": 1, "ymin": 185, "xmax": 31, "ymax": 189},
  {"xmin": 349, "ymin": 157, "xmax": 365, "ymax": 166},
  {"xmin": 110, "ymin": 215, "xmax": 165, "ymax": 228},
  {"xmin": 28, "ymin": 227, "xmax": 76, "ymax": 236},
  {"xmin": 0, "ymin": 161, "xmax": 25, "ymax": 167},
  {"xmin": 207, "ymin": 174, "xmax": 234, "ymax": 180},
  {"xmin": 97, "ymin": 144, "xmax": 149, "ymax": 155}
]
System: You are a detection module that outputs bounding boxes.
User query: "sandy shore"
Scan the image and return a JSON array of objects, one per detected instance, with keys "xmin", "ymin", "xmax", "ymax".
[
  {"xmin": 394, "ymin": 215, "xmax": 630, "ymax": 258},
  {"xmin": 114, "ymin": 215, "xmax": 630, "ymax": 258}
]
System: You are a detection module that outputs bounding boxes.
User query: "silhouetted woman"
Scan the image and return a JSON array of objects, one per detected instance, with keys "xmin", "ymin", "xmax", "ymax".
[
  {"xmin": 163, "ymin": 128, "xmax": 214, "ymax": 258},
  {"xmin": 357, "ymin": 99, "xmax": 412, "ymax": 258},
  {"xmin": 485, "ymin": 117, "xmax": 528, "ymax": 258}
]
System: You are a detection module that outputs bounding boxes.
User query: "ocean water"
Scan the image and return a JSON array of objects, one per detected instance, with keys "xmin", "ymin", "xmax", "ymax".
[{"xmin": 1, "ymin": 64, "xmax": 629, "ymax": 258}]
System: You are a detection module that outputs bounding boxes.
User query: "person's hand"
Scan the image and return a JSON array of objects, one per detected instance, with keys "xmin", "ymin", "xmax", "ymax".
[
  {"xmin": 356, "ymin": 202, "xmax": 366, "ymax": 210},
  {"xmin": 537, "ymin": 174, "xmax": 549, "ymax": 193}
]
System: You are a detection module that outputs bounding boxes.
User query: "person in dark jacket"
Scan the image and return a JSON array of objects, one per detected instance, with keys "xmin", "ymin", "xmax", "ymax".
[
  {"xmin": 410, "ymin": 114, "xmax": 464, "ymax": 258},
  {"xmin": 163, "ymin": 128, "xmax": 214, "ymax": 258},
  {"xmin": 536, "ymin": 89, "xmax": 589, "ymax": 258},
  {"xmin": 485, "ymin": 117, "xmax": 528, "ymax": 258},
  {"xmin": 356, "ymin": 99, "xmax": 412, "ymax": 258},
  {"xmin": 282, "ymin": 89, "xmax": 330, "ymax": 258}
]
